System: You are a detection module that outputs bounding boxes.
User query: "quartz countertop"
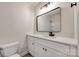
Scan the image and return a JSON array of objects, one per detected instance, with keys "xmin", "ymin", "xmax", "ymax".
[{"xmin": 27, "ymin": 34, "xmax": 77, "ymax": 46}]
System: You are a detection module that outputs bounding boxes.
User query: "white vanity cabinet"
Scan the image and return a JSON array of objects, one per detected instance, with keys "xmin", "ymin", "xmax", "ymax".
[
  {"xmin": 27, "ymin": 35, "xmax": 77, "ymax": 57},
  {"xmin": 27, "ymin": 36, "xmax": 35, "ymax": 56}
]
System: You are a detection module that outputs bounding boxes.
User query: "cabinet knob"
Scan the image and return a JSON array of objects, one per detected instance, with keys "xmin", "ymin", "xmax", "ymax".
[
  {"xmin": 42, "ymin": 48, "xmax": 47, "ymax": 51},
  {"xmin": 45, "ymin": 49, "xmax": 47, "ymax": 51},
  {"xmin": 43, "ymin": 48, "xmax": 44, "ymax": 50}
]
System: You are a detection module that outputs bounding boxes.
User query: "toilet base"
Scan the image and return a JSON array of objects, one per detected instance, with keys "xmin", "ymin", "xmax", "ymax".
[{"xmin": 10, "ymin": 54, "xmax": 21, "ymax": 57}]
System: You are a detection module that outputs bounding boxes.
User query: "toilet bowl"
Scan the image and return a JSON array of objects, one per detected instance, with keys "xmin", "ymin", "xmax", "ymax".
[{"xmin": 0, "ymin": 42, "xmax": 21, "ymax": 57}]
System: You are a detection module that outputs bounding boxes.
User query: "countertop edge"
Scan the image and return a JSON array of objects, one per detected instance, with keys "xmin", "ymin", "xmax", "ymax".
[{"xmin": 27, "ymin": 34, "xmax": 78, "ymax": 46}]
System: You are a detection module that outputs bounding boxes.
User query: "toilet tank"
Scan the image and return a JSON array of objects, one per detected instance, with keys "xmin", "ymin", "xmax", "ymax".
[{"xmin": 0, "ymin": 42, "xmax": 19, "ymax": 57}]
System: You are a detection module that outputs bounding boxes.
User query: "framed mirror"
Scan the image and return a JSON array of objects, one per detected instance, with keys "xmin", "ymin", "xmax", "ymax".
[{"xmin": 36, "ymin": 7, "xmax": 61, "ymax": 32}]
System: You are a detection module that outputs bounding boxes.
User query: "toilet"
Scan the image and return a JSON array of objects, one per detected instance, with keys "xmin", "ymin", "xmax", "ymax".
[{"xmin": 0, "ymin": 42, "xmax": 21, "ymax": 57}]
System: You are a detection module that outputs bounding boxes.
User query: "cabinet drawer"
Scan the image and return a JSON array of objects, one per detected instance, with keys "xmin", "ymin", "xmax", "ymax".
[{"xmin": 34, "ymin": 37, "xmax": 70, "ymax": 55}]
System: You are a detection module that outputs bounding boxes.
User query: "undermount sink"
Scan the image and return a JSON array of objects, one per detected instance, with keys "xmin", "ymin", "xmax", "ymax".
[{"xmin": 43, "ymin": 35, "xmax": 56, "ymax": 39}]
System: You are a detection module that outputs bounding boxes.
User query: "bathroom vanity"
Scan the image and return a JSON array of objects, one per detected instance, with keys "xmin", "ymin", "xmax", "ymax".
[
  {"xmin": 27, "ymin": 34, "xmax": 77, "ymax": 57},
  {"xmin": 26, "ymin": 3, "xmax": 78, "ymax": 57}
]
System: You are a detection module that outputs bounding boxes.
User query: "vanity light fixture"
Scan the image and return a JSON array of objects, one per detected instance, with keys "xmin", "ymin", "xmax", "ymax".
[
  {"xmin": 71, "ymin": 2, "xmax": 77, "ymax": 7},
  {"xmin": 40, "ymin": 2, "xmax": 50, "ymax": 9}
]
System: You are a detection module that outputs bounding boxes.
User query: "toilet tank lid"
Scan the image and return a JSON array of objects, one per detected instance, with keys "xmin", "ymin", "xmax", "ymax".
[{"xmin": 0, "ymin": 41, "xmax": 19, "ymax": 49}]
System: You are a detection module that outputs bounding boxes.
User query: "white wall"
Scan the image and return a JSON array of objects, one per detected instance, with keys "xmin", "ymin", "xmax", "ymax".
[
  {"xmin": 34, "ymin": 2, "xmax": 74, "ymax": 38},
  {"xmin": 0, "ymin": 2, "xmax": 35, "ymax": 55}
]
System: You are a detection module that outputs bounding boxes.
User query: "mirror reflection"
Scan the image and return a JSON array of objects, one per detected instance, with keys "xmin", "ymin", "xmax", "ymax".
[{"xmin": 36, "ymin": 7, "xmax": 61, "ymax": 32}]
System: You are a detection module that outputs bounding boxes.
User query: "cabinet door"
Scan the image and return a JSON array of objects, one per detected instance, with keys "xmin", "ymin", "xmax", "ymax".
[
  {"xmin": 35, "ymin": 37, "xmax": 70, "ymax": 55},
  {"xmin": 28, "ymin": 37, "xmax": 35, "ymax": 56},
  {"xmin": 34, "ymin": 42, "xmax": 67, "ymax": 57},
  {"xmin": 44, "ymin": 46, "xmax": 68, "ymax": 57},
  {"xmin": 34, "ymin": 42, "xmax": 45, "ymax": 57}
]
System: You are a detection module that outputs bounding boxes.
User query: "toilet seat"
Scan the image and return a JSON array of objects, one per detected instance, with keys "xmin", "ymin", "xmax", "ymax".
[{"xmin": 10, "ymin": 54, "xmax": 21, "ymax": 57}]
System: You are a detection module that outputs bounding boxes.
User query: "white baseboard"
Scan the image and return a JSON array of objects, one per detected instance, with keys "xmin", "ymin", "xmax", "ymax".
[{"xmin": 20, "ymin": 51, "xmax": 28, "ymax": 56}]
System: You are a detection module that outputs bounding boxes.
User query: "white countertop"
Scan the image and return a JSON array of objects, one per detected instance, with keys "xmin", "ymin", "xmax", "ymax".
[{"xmin": 27, "ymin": 34, "xmax": 78, "ymax": 46}]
